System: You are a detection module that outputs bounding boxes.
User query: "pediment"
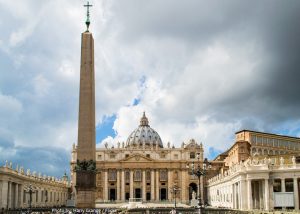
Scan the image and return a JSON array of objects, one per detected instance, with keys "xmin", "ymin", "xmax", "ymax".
[
  {"xmin": 121, "ymin": 154, "xmax": 154, "ymax": 162},
  {"xmin": 185, "ymin": 139, "xmax": 201, "ymax": 149}
]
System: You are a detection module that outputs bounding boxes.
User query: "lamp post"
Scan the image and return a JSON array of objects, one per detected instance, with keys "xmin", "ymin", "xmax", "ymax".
[
  {"xmin": 24, "ymin": 184, "xmax": 36, "ymax": 212},
  {"xmin": 170, "ymin": 184, "xmax": 180, "ymax": 213},
  {"xmin": 187, "ymin": 154, "xmax": 210, "ymax": 214}
]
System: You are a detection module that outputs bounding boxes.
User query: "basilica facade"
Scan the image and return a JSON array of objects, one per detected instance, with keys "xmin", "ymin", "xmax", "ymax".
[{"xmin": 71, "ymin": 113, "xmax": 205, "ymax": 205}]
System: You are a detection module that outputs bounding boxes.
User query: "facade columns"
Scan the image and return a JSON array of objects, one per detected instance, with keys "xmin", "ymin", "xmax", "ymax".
[
  {"xmin": 240, "ymin": 180, "xmax": 247, "ymax": 210},
  {"xmin": 15, "ymin": 183, "xmax": 18, "ymax": 208},
  {"xmin": 232, "ymin": 183, "xmax": 235, "ymax": 209},
  {"xmin": 235, "ymin": 183, "xmax": 239, "ymax": 209},
  {"xmin": 181, "ymin": 170, "xmax": 187, "ymax": 203},
  {"xmin": 18, "ymin": 184, "xmax": 22, "ymax": 208},
  {"xmin": 1, "ymin": 180, "xmax": 8, "ymax": 209},
  {"xmin": 264, "ymin": 179, "xmax": 270, "ymax": 211},
  {"xmin": 142, "ymin": 170, "xmax": 146, "ymax": 201},
  {"xmin": 117, "ymin": 170, "xmax": 120, "ymax": 201},
  {"xmin": 130, "ymin": 170, "xmax": 134, "ymax": 199},
  {"xmin": 151, "ymin": 170, "xmax": 155, "ymax": 201},
  {"xmin": 281, "ymin": 178, "xmax": 285, "ymax": 192},
  {"xmin": 121, "ymin": 170, "xmax": 125, "ymax": 201},
  {"xmin": 167, "ymin": 170, "xmax": 172, "ymax": 201},
  {"xmin": 20, "ymin": 185, "xmax": 24, "ymax": 208},
  {"xmin": 247, "ymin": 179, "xmax": 252, "ymax": 210},
  {"xmin": 104, "ymin": 170, "xmax": 108, "ymax": 201},
  {"xmin": 156, "ymin": 170, "xmax": 160, "ymax": 201},
  {"xmin": 294, "ymin": 178, "xmax": 299, "ymax": 210},
  {"xmin": 8, "ymin": 181, "xmax": 12, "ymax": 209}
]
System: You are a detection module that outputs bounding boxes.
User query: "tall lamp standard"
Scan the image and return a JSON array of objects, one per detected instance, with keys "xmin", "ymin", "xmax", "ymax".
[
  {"xmin": 170, "ymin": 184, "xmax": 181, "ymax": 213},
  {"xmin": 24, "ymin": 184, "xmax": 36, "ymax": 211},
  {"xmin": 187, "ymin": 154, "xmax": 210, "ymax": 214}
]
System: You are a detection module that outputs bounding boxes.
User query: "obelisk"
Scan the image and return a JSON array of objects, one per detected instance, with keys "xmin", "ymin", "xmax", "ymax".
[
  {"xmin": 75, "ymin": 1, "xmax": 96, "ymax": 208},
  {"xmin": 77, "ymin": 5, "xmax": 95, "ymax": 163}
]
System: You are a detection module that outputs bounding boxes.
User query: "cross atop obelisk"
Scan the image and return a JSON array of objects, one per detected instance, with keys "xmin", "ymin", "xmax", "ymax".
[{"xmin": 84, "ymin": 1, "xmax": 93, "ymax": 32}]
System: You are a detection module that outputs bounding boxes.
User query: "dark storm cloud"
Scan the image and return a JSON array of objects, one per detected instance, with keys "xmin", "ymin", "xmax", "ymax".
[
  {"xmin": 110, "ymin": 0, "xmax": 300, "ymax": 131},
  {"xmin": 210, "ymin": 1, "xmax": 300, "ymax": 128},
  {"xmin": 113, "ymin": 0, "xmax": 254, "ymax": 43}
]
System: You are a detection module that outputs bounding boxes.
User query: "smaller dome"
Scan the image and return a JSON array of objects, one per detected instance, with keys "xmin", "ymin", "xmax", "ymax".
[{"xmin": 126, "ymin": 112, "xmax": 163, "ymax": 148}]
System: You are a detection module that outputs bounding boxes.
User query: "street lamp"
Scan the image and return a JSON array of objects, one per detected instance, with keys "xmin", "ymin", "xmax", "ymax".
[
  {"xmin": 169, "ymin": 184, "xmax": 180, "ymax": 213},
  {"xmin": 24, "ymin": 184, "xmax": 36, "ymax": 211},
  {"xmin": 187, "ymin": 154, "xmax": 210, "ymax": 214}
]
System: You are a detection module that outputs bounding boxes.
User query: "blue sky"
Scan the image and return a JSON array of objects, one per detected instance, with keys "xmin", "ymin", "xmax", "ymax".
[{"xmin": 1, "ymin": 0, "xmax": 300, "ymax": 178}]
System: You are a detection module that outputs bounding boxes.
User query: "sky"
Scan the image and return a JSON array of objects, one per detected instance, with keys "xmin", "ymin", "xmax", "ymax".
[{"xmin": 1, "ymin": 0, "xmax": 300, "ymax": 178}]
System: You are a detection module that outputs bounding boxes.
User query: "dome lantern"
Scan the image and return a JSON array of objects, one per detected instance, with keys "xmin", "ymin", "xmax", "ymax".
[{"xmin": 140, "ymin": 112, "xmax": 149, "ymax": 126}]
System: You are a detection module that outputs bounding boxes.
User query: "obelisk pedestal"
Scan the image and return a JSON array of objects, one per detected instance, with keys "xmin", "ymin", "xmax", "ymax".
[{"xmin": 75, "ymin": 31, "xmax": 96, "ymax": 208}]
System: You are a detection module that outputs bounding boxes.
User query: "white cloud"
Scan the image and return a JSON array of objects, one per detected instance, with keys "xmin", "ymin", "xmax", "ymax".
[
  {"xmin": 32, "ymin": 74, "xmax": 52, "ymax": 97},
  {"xmin": 0, "ymin": 92, "xmax": 23, "ymax": 120},
  {"xmin": 1, "ymin": 0, "xmax": 300, "ymax": 173}
]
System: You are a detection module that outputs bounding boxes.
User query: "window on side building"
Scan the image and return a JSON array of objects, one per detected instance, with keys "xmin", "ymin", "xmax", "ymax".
[
  {"xmin": 190, "ymin": 152, "xmax": 195, "ymax": 159},
  {"xmin": 285, "ymin": 179, "xmax": 294, "ymax": 192},
  {"xmin": 273, "ymin": 179, "xmax": 281, "ymax": 192}
]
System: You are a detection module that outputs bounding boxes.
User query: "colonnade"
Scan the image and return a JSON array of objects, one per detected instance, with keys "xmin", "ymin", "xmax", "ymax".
[
  {"xmin": 0, "ymin": 180, "xmax": 68, "ymax": 210},
  {"xmin": 208, "ymin": 177, "xmax": 299, "ymax": 211}
]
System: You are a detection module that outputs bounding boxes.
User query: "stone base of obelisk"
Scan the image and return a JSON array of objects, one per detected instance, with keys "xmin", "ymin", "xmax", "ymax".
[
  {"xmin": 76, "ymin": 189, "xmax": 95, "ymax": 208},
  {"xmin": 75, "ymin": 170, "xmax": 96, "ymax": 208}
]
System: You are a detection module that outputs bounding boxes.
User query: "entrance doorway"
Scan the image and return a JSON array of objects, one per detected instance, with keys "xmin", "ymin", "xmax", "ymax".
[
  {"xmin": 109, "ymin": 189, "xmax": 116, "ymax": 201},
  {"xmin": 135, "ymin": 188, "xmax": 141, "ymax": 198},
  {"xmin": 125, "ymin": 192, "xmax": 130, "ymax": 201},
  {"xmin": 189, "ymin": 183, "xmax": 198, "ymax": 200},
  {"xmin": 146, "ymin": 192, "xmax": 151, "ymax": 201},
  {"xmin": 160, "ymin": 188, "xmax": 167, "ymax": 200}
]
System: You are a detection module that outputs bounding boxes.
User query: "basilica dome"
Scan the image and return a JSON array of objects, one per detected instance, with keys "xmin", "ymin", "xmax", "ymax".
[{"xmin": 126, "ymin": 112, "xmax": 163, "ymax": 148}]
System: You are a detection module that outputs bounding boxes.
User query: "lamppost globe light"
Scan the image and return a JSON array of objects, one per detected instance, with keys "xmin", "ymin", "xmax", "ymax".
[{"xmin": 188, "ymin": 152, "xmax": 209, "ymax": 214}]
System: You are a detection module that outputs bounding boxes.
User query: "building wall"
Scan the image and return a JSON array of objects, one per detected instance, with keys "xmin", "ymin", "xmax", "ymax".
[
  {"xmin": 71, "ymin": 139, "xmax": 205, "ymax": 204},
  {"xmin": 0, "ymin": 163, "xmax": 69, "ymax": 210},
  {"xmin": 224, "ymin": 141, "xmax": 251, "ymax": 167},
  {"xmin": 236, "ymin": 130, "xmax": 300, "ymax": 156},
  {"xmin": 207, "ymin": 156, "xmax": 300, "ymax": 211}
]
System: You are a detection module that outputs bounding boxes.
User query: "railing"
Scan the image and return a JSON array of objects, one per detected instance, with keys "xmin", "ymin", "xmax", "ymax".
[
  {"xmin": 274, "ymin": 192, "xmax": 294, "ymax": 207},
  {"xmin": 129, "ymin": 198, "xmax": 143, "ymax": 203}
]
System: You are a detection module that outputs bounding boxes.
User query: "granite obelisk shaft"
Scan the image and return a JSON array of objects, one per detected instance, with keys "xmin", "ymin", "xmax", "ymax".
[
  {"xmin": 76, "ymin": 32, "xmax": 96, "ymax": 208},
  {"xmin": 77, "ymin": 32, "xmax": 96, "ymax": 161}
]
